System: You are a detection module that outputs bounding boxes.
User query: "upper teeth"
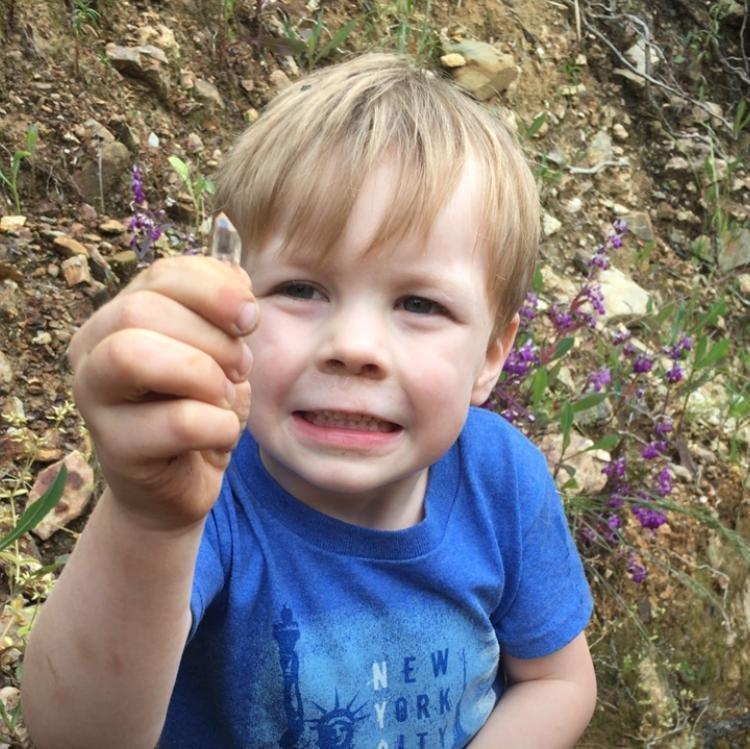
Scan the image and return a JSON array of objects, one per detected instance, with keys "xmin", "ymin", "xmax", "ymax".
[{"xmin": 304, "ymin": 411, "xmax": 395, "ymax": 432}]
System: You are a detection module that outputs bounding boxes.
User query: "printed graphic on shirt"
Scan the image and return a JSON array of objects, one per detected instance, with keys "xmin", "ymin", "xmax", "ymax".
[{"xmin": 269, "ymin": 604, "xmax": 499, "ymax": 749}]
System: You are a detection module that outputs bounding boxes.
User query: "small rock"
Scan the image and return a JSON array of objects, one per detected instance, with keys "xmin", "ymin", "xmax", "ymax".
[
  {"xmin": 194, "ymin": 78, "xmax": 225, "ymax": 108},
  {"xmin": 626, "ymin": 211, "xmax": 655, "ymax": 242},
  {"xmin": 598, "ymin": 267, "xmax": 651, "ymax": 321},
  {"xmin": 47, "ymin": 263, "xmax": 59, "ymax": 277},
  {"xmin": 690, "ymin": 101, "xmax": 723, "ymax": 125},
  {"xmin": 73, "ymin": 141, "xmax": 132, "ymax": 205},
  {"xmin": 655, "ymin": 201, "xmax": 674, "ymax": 221},
  {"xmin": 186, "ymin": 133, "xmax": 204, "ymax": 152},
  {"xmin": 574, "ymin": 396, "xmax": 614, "ymax": 428},
  {"xmin": 587, "ymin": 130, "xmax": 613, "ymax": 166},
  {"xmin": 612, "ymin": 123, "xmax": 629, "ymax": 141},
  {"xmin": 31, "ymin": 331, "xmax": 52, "ymax": 346},
  {"xmin": 540, "ymin": 265, "xmax": 578, "ymax": 300},
  {"xmin": 106, "ymin": 43, "xmax": 170, "ymax": 100},
  {"xmin": 244, "ymin": 108, "xmax": 260, "ymax": 124},
  {"xmin": 79, "ymin": 203, "xmax": 98, "ymax": 222},
  {"xmin": 53, "ymin": 235, "xmax": 89, "ymax": 258},
  {"xmin": 543, "ymin": 213, "xmax": 562, "ymax": 236},
  {"xmin": 440, "ymin": 53, "xmax": 466, "ymax": 68},
  {"xmin": 0, "ymin": 350, "xmax": 12, "ymax": 390},
  {"xmin": 625, "ymin": 39, "xmax": 664, "ymax": 75},
  {"xmin": 718, "ymin": 228, "xmax": 750, "ymax": 272},
  {"xmin": 269, "ymin": 70, "xmax": 292, "ymax": 92},
  {"xmin": 665, "ymin": 156, "xmax": 690, "ymax": 173},
  {"xmin": 0, "ymin": 215, "xmax": 26, "ymax": 233},
  {"xmin": 565, "ymin": 197, "xmax": 583, "ymax": 214},
  {"xmin": 443, "ymin": 40, "xmax": 518, "ymax": 100},
  {"xmin": 29, "ymin": 451, "xmax": 95, "ymax": 541},
  {"xmin": 0, "ymin": 280, "xmax": 19, "ymax": 321},
  {"xmin": 61, "ymin": 255, "xmax": 92, "ymax": 286},
  {"xmin": 109, "ymin": 249, "xmax": 139, "ymax": 271},
  {"xmin": 99, "ymin": 219, "xmax": 126, "ymax": 235},
  {"xmin": 738, "ymin": 273, "xmax": 750, "ymax": 296}
]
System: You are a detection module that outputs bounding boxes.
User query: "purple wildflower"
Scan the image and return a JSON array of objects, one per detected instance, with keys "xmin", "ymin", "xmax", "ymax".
[
  {"xmin": 641, "ymin": 441, "xmax": 669, "ymax": 460},
  {"xmin": 632, "ymin": 505, "xmax": 668, "ymax": 530},
  {"xmin": 622, "ymin": 341, "xmax": 637, "ymax": 358},
  {"xmin": 583, "ymin": 284, "xmax": 606, "ymax": 316},
  {"xmin": 602, "ymin": 457, "xmax": 627, "ymax": 480},
  {"xmin": 654, "ymin": 467, "xmax": 673, "ymax": 496},
  {"xmin": 612, "ymin": 218, "xmax": 629, "ymax": 235},
  {"xmin": 666, "ymin": 364, "xmax": 685, "ymax": 384},
  {"xmin": 609, "ymin": 234, "xmax": 624, "ymax": 249},
  {"xmin": 503, "ymin": 340, "xmax": 539, "ymax": 378},
  {"xmin": 632, "ymin": 354, "xmax": 654, "ymax": 374},
  {"xmin": 627, "ymin": 554, "xmax": 647, "ymax": 584},
  {"xmin": 519, "ymin": 292, "xmax": 538, "ymax": 326},
  {"xmin": 549, "ymin": 304, "xmax": 575, "ymax": 333},
  {"xmin": 666, "ymin": 335, "xmax": 693, "ymax": 360},
  {"xmin": 612, "ymin": 329, "xmax": 632, "ymax": 345},
  {"xmin": 131, "ymin": 165, "xmax": 146, "ymax": 206},
  {"xmin": 588, "ymin": 367, "xmax": 612, "ymax": 392},
  {"xmin": 654, "ymin": 418, "xmax": 673, "ymax": 436}
]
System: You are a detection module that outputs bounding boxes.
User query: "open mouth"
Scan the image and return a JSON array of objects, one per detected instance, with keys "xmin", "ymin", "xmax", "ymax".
[{"xmin": 296, "ymin": 410, "xmax": 401, "ymax": 433}]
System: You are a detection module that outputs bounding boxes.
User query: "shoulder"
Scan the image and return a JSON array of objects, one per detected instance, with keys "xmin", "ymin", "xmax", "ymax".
[{"xmin": 460, "ymin": 406, "xmax": 550, "ymax": 479}]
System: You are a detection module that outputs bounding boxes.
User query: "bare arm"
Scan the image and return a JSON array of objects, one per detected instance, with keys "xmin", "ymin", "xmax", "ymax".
[
  {"xmin": 21, "ymin": 257, "xmax": 257, "ymax": 749},
  {"xmin": 22, "ymin": 491, "xmax": 202, "ymax": 749},
  {"xmin": 468, "ymin": 633, "xmax": 596, "ymax": 749}
]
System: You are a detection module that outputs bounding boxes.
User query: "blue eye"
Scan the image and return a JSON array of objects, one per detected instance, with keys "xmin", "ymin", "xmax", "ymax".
[
  {"xmin": 399, "ymin": 296, "xmax": 445, "ymax": 315},
  {"xmin": 281, "ymin": 282, "xmax": 319, "ymax": 299}
]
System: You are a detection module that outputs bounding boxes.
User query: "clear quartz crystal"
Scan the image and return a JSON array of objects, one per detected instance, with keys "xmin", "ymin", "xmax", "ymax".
[{"xmin": 211, "ymin": 212, "xmax": 241, "ymax": 265}]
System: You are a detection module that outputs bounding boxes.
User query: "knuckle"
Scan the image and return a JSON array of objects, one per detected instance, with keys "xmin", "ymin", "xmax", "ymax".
[
  {"xmin": 168, "ymin": 401, "xmax": 203, "ymax": 444},
  {"xmin": 117, "ymin": 293, "xmax": 150, "ymax": 329},
  {"xmin": 103, "ymin": 329, "xmax": 140, "ymax": 376}
]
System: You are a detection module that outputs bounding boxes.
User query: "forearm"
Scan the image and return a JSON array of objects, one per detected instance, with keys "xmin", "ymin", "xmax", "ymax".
[
  {"xmin": 469, "ymin": 677, "xmax": 596, "ymax": 749},
  {"xmin": 21, "ymin": 488, "xmax": 204, "ymax": 749}
]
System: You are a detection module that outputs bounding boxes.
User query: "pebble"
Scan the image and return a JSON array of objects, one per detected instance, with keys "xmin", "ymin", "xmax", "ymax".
[
  {"xmin": 612, "ymin": 123, "xmax": 629, "ymax": 141},
  {"xmin": 542, "ymin": 213, "xmax": 562, "ymax": 236}
]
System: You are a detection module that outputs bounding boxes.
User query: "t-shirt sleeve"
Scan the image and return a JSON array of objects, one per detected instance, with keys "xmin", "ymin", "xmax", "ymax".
[
  {"xmin": 492, "ymin": 469, "xmax": 593, "ymax": 659},
  {"xmin": 188, "ymin": 482, "xmax": 233, "ymax": 641}
]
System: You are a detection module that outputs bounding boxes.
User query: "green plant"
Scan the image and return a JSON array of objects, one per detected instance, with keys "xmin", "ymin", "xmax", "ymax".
[
  {"xmin": 282, "ymin": 11, "xmax": 361, "ymax": 72},
  {"xmin": 378, "ymin": 0, "xmax": 437, "ymax": 65},
  {"xmin": 0, "ymin": 124, "xmax": 38, "ymax": 213},
  {"xmin": 168, "ymin": 155, "xmax": 215, "ymax": 230},
  {"xmin": 71, "ymin": 0, "xmax": 100, "ymax": 77}
]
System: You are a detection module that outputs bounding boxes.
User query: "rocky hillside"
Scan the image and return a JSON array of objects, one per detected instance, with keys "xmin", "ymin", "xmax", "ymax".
[{"xmin": 1, "ymin": 0, "xmax": 749, "ymax": 746}]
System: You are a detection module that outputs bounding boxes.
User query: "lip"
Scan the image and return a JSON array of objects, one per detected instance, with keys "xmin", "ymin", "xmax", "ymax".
[{"xmin": 291, "ymin": 410, "xmax": 403, "ymax": 450}]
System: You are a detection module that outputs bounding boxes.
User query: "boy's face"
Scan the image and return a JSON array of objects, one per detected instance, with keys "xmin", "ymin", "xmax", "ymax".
[{"xmin": 243, "ymin": 161, "xmax": 518, "ymax": 525}]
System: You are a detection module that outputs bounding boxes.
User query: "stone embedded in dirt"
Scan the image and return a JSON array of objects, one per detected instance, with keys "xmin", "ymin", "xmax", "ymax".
[
  {"xmin": 194, "ymin": 78, "xmax": 225, "ymax": 108},
  {"xmin": 269, "ymin": 70, "xmax": 292, "ymax": 93},
  {"xmin": 0, "ymin": 215, "xmax": 26, "ymax": 233},
  {"xmin": 0, "ymin": 280, "xmax": 20, "ymax": 322},
  {"xmin": 738, "ymin": 273, "xmax": 750, "ymax": 296},
  {"xmin": 139, "ymin": 23, "xmax": 180, "ymax": 57},
  {"xmin": 612, "ymin": 123, "xmax": 629, "ymax": 141},
  {"xmin": 540, "ymin": 266, "xmax": 578, "ymax": 300},
  {"xmin": 0, "ymin": 349, "xmax": 13, "ymax": 391},
  {"xmin": 587, "ymin": 130, "xmax": 614, "ymax": 166},
  {"xmin": 73, "ymin": 141, "xmax": 132, "ymax": 205},
  {"xmin": 110, "ymin": 249, "xmax": 139, "ymax": 274},
  {"xmin": 443, "ymin": 41, "xmax": 518, "ymax": 100},
  {"xmin": 61, "ymin": 255, "xmax": 92, "ymax": 286},
  {"xmin": 665, "ymin": 155, "xmax": 690, "ymax": 173},
  {"xmin": 186, "ymin": 132, "xmax": 204, "ymax": 152},
  {"xmin": 29, "ymin": 451, "xmax": 95, "ymax": 541},
  {"xmin": 542, "ymin": 212, "xmax": 562, "ymax": 236},
  {"xmin": 53, "ymin": 235, "xmax": 89, "ymax": 258},
  {"xmin": 244, "ymin": 108, "xmax": 260, "ymax": 124},
  {"xmin": 626, "ymin": 39, "xmax": 664, "ymax": 76},
  {"xmin": 626, "ymin": 211, "xmax": 655, "ymax": 242},
  {"xmin": 440, "ymin": 53, "xmax": 466, "ymax": 68},
  {"xmin": 598, "ymin": 267, "xmax": 651, "ymax": 321},
  {"xmin": 718, "ymin": 228, "xmax": 750, "ymax": 272},
  {"xmin": 106, "ymin": 43, "xmax": 170, "ymax": 101},
  {"xmin": 99, "ymin": 219, "xmax": 126, "ymax": 235},
  {"xmin": 539, "ymin": 433, "xmax": 611, "ymax": 494}
]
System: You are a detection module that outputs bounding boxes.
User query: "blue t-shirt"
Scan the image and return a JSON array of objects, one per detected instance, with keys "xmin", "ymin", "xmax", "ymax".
[{"xmin": 160, "ymin": 407, "xmax": 592, "ymax": 748}]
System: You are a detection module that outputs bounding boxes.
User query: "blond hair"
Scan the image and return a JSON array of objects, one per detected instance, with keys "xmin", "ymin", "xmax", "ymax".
[{"xmin": 215, "ymin": 53, "xmax": 540, "ymax": 331}]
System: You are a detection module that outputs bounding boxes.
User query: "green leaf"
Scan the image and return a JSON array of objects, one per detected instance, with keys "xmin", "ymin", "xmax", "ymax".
[
  {"xmin": 25, "ymin": 124, "xmax": 39, "ymax": 154},
  {"xmin": 572, "ymin": 392, "xmax": 606, "ymax": 413},
  {"xmin": 552, "ymin": 337, "xmax": 575, "ymax": 361},
  {"xmin": 560, "ymin": 402, "xmax": 573, "ymax": 453},
  {"xmin": 530, "ymin": 367, "xmax": 548, "ymax": 406},
  {"xmin": 0, "ymin": 466, "xmax": 68, "ymax": 552},
  {"xmin": 691, "ymin": 300, "xmax": 726, "ymax": 333},
  {"xmin": 314, "ymin": 16, "xmax": 361, "ymax": 63},
  {"xmin": 588, "ymin": 434, "xmax": 620, "ymax": 452},
  {"xmin": 526, "ymin": 112, "xmax": 547, "ymax": 139},
  {"xmin": 168, "ymin": 155, "xmax": 190, "ymax": 182},
  {"xmin": 695, "ymin": 338, "xmax": 729, "ymax": 369}
]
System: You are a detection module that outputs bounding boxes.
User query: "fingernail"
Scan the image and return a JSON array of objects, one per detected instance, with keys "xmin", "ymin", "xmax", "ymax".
[{"xmin": 236, "ymin": 302, "xmax": 257, "ymax": 334}]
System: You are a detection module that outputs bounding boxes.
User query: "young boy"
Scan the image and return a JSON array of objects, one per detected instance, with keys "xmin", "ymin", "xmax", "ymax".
[{"xmin": 22, "ymin": 54, "xmax": 595, "ymax": 748}]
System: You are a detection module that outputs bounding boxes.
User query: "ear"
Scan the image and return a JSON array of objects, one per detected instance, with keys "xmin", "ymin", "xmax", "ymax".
[{"xmin": 470, "ymin": 313, "xmax": 520, "ymax": 405}]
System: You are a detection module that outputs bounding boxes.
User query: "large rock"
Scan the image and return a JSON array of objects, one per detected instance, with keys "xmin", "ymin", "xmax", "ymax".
[
  {"xmin": 598, "ymin": 267, "xmax": 650, "ymax": 321},
  {"xmin": 538, "ymin": 433, "xmax": 611, "ymax": 494},
  {"xmin": 443, "ymin": 41, "xmax": 518, "ymax": 100},
  {"xmin": 106, "ymin": 43, "xmax": 170, "ymax": 101},
  {"xmin": 718, "ymin": 228, "xmax": 750, "ymax": 271},
  {"xmin": 73, "ymin": 141, "xmax": 131, "ymax": 204},
  {"xmin": 29, "ymin": 451, "xmax": 95, "ymax": 541}
]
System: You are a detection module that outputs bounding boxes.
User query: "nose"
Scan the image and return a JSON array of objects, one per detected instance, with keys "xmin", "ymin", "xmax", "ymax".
[{"xmin": 318, "ymin": 305, "xmax": 390, "ymax": 378}]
